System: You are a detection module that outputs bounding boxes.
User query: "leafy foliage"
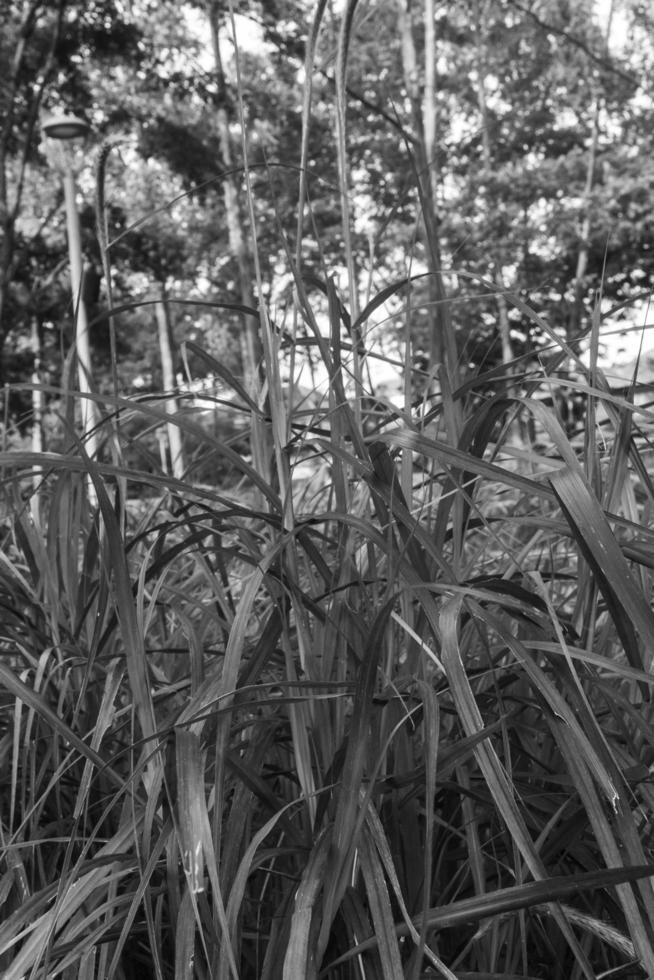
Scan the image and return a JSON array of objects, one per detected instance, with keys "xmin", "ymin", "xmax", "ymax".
[
  {"xmin": 3, "ymin": 279, "xmax": 654, "ymax": 977},
  {"xmin": 2, "ymin": 1, "xmax": 654, "ymax": 978}
]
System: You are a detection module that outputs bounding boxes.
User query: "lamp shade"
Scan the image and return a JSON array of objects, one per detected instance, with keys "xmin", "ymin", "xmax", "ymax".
[{"xmin": 42, "ymin": 113, "xmax": 90, "ymax": 141}]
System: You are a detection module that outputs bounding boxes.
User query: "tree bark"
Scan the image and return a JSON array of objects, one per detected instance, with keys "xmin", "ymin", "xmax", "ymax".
[
  {"xmin": 567, "ymin": 0, "xmax": 614, "ymax": 343},
  {"xmin": 474, "ymin": 0, "xmax": 514, "ymax": 367},
  {"xmin": 30, "ymin": 315, "xmax": 43, "ymax": 524},
  {"xmin": 567, "ymin": 97, "xmax": 601, "ymax": 343},
  {"xmin": 423, "ymin": 0, "xmax": 438, "ymax": 206},
  {"xmin": 398, "ymin": 0, "xmax": 456, "ymax": 384},
  {"xmin": 155, "ymin": 286, "xmax": 185, "ymax": 480},
  {"xmin": 205, "ymin": 2, "xmax": 271, "ymax": 496},
  {"xmin": 206, "ymin": 0, "xmax": 263, "ymax": 395}
]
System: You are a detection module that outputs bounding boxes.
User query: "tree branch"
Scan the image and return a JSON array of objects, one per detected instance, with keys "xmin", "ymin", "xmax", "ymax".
[
  {"xmin": 319, "ymin": 69, "xmax": 417, "ymax": 145},
  {"xmin": 504, "ymin": 0, "xmax": 638, "ymax": 87}
]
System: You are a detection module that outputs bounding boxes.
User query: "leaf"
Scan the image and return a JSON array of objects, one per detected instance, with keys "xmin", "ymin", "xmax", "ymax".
[
  {"xmin": 325, "ymin": 865, "xmax": 654, "ymax": 972},
  {"xmin": 351, "ymin": 274, "xmax": 415, "ymax": 334},
  {"xmin": 358, "ymin": 822, "xmax": 404, "ymax": 980},
  {"xmin": 174, "ymin": 888, "xmax": 197, "ymax": 980},
  {"xmin": 318, "ymin": 599, "xmax": 395, "ymax": 958},
  {"xmin": 84, "ymin": 447, "xmax": 157, "ymax": 747},
  {"xmin": 283, "ymin": 831, "xmax": 331, "ymax": 980},
  {"xmin": 176, "ymin": 729, "xmax": 207, "ymax": 895},
  {"xmin": 550, "ymin": 466, "xmax": 654, "ymax": 683},
  {"xmin": 181, "ymin": 339, "xmax": 261, "ymax": 415},
  {"xmin": 440, "ymin": 594, "xmax": 596, "ymax": 979},
  {"xmin": 0, "ymin": 662, "xmax": 115, "ymax": 780}
]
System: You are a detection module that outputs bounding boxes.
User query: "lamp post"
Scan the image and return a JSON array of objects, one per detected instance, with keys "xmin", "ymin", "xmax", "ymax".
[{"xmin": 42, "ymin": 113, "xmax": 99, "ymax": 464}]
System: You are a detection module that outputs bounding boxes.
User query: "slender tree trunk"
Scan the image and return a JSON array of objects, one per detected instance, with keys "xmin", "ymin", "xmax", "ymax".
[
  {"xmin": 206, "ymin": 2, "xmax": 269, "ymax": 494},
  {"xmin": 567, "ymin": 0, "xmax": 614, "ymax": 342},
  {"xmin": 0, "ymin": 229, "xmax": 15, "ymax": 387},
  {"xmin": 474, "ymin": 0, "xmax": 514, "ymax": 367},
  {"xmin": 568, "ymin": 96, "xmax": 601, "ymax": 342},
  {"xmin": 30, "ymin": 315, "xmax": 43, "ymax": 524},
  {"xmin": 206, "ymin": 0, "xmax": 263, "ymax": 394},
  {"xmin": 155, "ymin": 286, "xmax": 185, "ymax": 479},
  {"xmin": 423, "ymin": 0, "xmax": 438, "ymax": 205},
  {"xmin": 60, "ymin": 163, "xmax": 100, "ymax": 464},
  {"xmin": 398, "ymin": 0, "xmax": 456, "ymax": 386}
]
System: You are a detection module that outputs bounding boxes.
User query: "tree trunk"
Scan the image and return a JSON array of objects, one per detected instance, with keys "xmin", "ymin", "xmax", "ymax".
[
  {"xmin": 206, "ymin": 0, "xmax": 263, "ymax": 395},
  {"xmin": 398, "ymin": 0, "xmax": 456, "ymax": 386},
  {"xmin": 59, "ymin": 163, "xmax": 100, "ymax": 469},
  {"xmin": 568, "ymin": 97, "xmax": 601, "ymax": 343},
  {"xmin": 474, "ymin": 0, "xmax": 514, "ymax": 367},
  {"xmin": 205, "ymin": 2, "xmax": 271, "ymax": 496},
  {"xmin": 567, "ymin": 0, "xmax": 614, "ymax": 343},
  {"xmin": 423, "ymin": 0, "xmax": 438, "ymax": 206},
  {"xmin": 30, "ymin": 315, "xmax": 43, "ymax": 524},
  {"xmin": 155, "ymin": 287, "xmax": 185, "ymax": 480}
]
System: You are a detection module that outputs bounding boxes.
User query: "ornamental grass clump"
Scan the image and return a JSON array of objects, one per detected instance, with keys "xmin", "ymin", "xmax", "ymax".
[
  {"xmin": 3, "ymin": 9, "xmax": 654, "ymax": 980},
  {"xmin": 2, "ymin": 270, "xmax": 654, "ymax": 980}
]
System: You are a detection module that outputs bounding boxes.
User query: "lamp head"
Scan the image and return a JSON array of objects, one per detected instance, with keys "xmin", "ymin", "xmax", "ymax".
[{"xmin": 42, "ymin": 113, "xmax": 90, "ymax": 141}]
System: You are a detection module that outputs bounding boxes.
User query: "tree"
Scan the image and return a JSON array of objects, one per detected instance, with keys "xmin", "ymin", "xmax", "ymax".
[
  {"xmin": 0, "ymin": 1, "xmax": 143, "ymax": 394},
  {"xmin": 3, "ymin": 0, "xmax": 654, "ymax": 444}
]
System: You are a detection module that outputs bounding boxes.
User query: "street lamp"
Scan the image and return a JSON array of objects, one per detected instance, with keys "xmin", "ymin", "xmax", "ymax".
[
  {"xmin": 42, "ymin": 112, "xmax": 99, "ymax": 465},
  {"xmin": 42, "ymin": 114, "xmax": 90, "ymax": 141}
]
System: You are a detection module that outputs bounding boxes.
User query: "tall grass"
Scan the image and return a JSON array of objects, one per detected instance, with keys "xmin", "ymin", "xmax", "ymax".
[{"xmin": 3, "ymin": 7, "xmax": 654, "ymax": 980}]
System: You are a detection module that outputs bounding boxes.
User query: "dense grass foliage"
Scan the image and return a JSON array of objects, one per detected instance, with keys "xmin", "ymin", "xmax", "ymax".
[
  {"xmin": 3, "ymin": 302, "xmax": 654, "ymax": 980},
  {"xmin": 4, "ymin": 8, "xmax": 654, "ymax": 979}
]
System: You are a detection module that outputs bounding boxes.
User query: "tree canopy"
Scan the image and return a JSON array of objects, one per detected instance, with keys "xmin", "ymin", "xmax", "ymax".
[{"xmin": 1, "ymin": 0, "xmax": 652, "ymax": 451}]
